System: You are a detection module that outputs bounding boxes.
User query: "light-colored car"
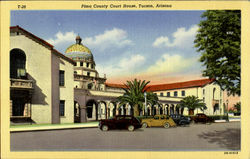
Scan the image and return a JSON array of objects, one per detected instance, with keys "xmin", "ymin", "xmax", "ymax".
[{"xmin": 141, "ymin": 115, "xmax": 176, "ymax": 128}]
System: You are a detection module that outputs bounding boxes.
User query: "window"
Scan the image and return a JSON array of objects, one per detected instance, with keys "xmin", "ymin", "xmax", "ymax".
[
  {"xmin": 203, "ymin": 89, "xmax": 205, "ymax": 95},
  {"xmin": 74, "ymin": 63, "xmax": 76, "ymax": 66},
  {"xmin": 87, "ymin": 83, "xmax": 92, "ymax": 89},
  {"xmin": 181, "ymin": 91, "xmax": 185, "ymax": 96},
  {"xmin": 87, "ymin": 72, "xmax": 90, "ymax": 76},
  {"xmin": 59, "ymin": 70, "xmax": 65, "ymax": 86},
  {"xmin": 74, "ymin": 71, "xmax": 77, "ymax": 74},
  {"xmin": 154, "ymin": 116, "xmax": 159, "ymax": 120},
  {"xmin": 160, "ymin": 92, "xmax": 163, "ymax": 96},
  {"xmin": 59, "ymin": 100, "xmax": 65, "ymax": 116},
  {"xmin": 167, "ymin": 92, "xmax": 170, "ymax": 97},
  {"xmin": 86, "ymin": 63, "xmax": 89, "ymax": 67},
  {"xmin": 80, "ymin": 62, "xmax": 83, "ymax": 66},
  {"xmin": 174, "ymin": 91, "xmax": 178, "ymax": 97},
  {"xmin": 91, "ymin": 64, "xmax": 94, "ymax": 69}
]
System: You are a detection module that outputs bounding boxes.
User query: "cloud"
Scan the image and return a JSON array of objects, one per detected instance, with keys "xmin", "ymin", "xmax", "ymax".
[
  {"xmin": 153, "ymin": 25, "xmax": 198, "ymax": 48},
  {"xmin": 46, "ymin": 31, "xmax": 76, "ymax": 46},
  {"xmin": 96, "ymin": 54, "xmax": 145, "ymax": 77},
  {"xmin": 84, "ymin": 28, "xmax": 133, "ymax": 51},
  {"xmin": 144, "ymin": 53, "xmax": 197, "ymax": 76}
]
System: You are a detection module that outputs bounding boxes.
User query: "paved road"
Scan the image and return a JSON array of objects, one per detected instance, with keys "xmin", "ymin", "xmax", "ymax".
[{"xmin": 11, "ymin": 122, "xmax": 240, "ymax": 151}]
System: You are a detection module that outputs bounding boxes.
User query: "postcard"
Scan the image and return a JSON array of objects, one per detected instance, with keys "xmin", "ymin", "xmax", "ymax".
[{"xmin": 1, "ymin": 1, "xmax": 249, "ymax": 159}]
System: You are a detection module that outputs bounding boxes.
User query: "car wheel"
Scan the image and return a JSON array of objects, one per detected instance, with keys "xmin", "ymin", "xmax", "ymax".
[
  {"xmin": 142, "ymin": 122, "xmax": 148, "ymax": 128},
  {"xmin": 102, "ymin": 125, "xmax": 109, "ymax": 131},
  {"xmin": 128, "ymin": 125, "xmax": 135, "ymax": 131},
  {"xmin": 164, "ymin": 122, "xmax": 170, "ymax": 129}
]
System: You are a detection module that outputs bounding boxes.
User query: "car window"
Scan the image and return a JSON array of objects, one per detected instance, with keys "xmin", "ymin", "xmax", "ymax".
[
  {"xmin": 154, "ymin": 116, "xmax": 159, "ymax": 120},
  {"xmin": 116, "ymin": 117, "xmax": 124, "ymax": 120},
  {"xmin": 124, "ymin": 117, "xmax": 132, "ymax": 120},
  {"xmin": 160, "ymin": 116, "xmax": 165, "ymax": 119}
]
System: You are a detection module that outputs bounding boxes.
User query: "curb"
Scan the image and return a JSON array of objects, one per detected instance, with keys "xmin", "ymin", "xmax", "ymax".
[{"xmin": 10, "ymin": 124, "xmax": 99, "ymax": 132}]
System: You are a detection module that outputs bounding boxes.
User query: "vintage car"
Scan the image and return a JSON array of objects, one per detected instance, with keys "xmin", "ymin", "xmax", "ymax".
[
  {"xmin": 191, "ymin": 113, "xmax": 214, "ymax": 123},
  {"xmin": 141, "ymin": 115, "xmax": 176, "ymax": 128},
  {"xmin": 170, "ymin": 114, "xmax": 191, "ymax": 126},
  {"xmin": 99, "ymin": 115, "xmax": 142, "ymax": 131}
]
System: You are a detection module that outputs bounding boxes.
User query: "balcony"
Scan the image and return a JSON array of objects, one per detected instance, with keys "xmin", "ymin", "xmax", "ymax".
[
  {"xmin": 10, "ymin": 78, "xmax": 33, "ymax": 90},
  {"xmin": 74, "ymin": 74, "xmax": 106, "ymax": 83}
]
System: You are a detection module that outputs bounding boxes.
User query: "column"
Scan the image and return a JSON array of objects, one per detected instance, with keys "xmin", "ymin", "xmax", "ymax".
[
  {"xmin": 92, "ymin": 103, "xmax": 96, "ymax": 120},
  {"xmin": 80, "ymin": 106, "xmax": 87, "ymax": 123}
]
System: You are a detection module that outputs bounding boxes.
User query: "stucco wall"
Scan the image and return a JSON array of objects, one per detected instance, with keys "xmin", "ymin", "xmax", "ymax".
[
  {"xmin": 151, "ymin": 83, "xmax": 224, "ymax": 115},
  {"xmin": 59, "ymin": 58, "xmax": 74, "ymax": 123},
  {"xmin": 10, "ymin": 34, "xmax": 52, "ymax": 124},
  {"xmin": 202, "ymin": 83, "xmax": 223, "ymax": 115},
  {"xmin": 154, "ymin": 87, "xmax": 199, "ymax": 98}
]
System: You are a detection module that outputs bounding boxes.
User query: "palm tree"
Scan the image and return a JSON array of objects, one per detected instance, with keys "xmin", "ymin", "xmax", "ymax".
[
  {"xmin": 179, "ymin": 95, "xmax": 207, "ymax": 115},
  {"xmin": 146, "ymin": 92, "xmax": 159, "ymax": 116},
  {"xmin": 117, "ymin": 79, "xmax": 150, "ymax": 116}
]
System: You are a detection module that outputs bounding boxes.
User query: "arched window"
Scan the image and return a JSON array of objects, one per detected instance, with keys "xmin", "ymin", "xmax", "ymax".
[
  {"xmin": 213, "ymin": 88, "xmax": 216, "ymax": 99},
  {"xmin": 10, "ymin": 49, "xmax": 26, "ymax": 79},
  {"xmin": 87, "ymin": 83, "xmax": 93, "ymax": 89}
]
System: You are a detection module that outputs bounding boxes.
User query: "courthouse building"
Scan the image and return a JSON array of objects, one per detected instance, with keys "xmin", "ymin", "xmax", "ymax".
[{"xmin": 10, "ymin": 26, "xmax": 226, "ymax": 124}]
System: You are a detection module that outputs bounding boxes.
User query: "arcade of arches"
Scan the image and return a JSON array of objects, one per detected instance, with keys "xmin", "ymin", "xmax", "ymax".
[{"xmin": 74, "ymin": 92, "xmax": 183, "ymax": 122}]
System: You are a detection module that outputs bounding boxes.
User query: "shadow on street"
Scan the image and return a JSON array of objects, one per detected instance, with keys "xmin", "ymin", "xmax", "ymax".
[{"xmin": 198, "ymin": 128, "xmax": 240, "ymax": 150}]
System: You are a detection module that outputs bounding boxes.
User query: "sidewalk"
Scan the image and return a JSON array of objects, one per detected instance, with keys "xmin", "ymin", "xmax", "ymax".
[
  {"xmin": 10, "ymin": 121, "xmax": 99, "ymax": 132},
  {"xmin": 214, "ymin": 116, "xmax": 241, "ymax": 123}
]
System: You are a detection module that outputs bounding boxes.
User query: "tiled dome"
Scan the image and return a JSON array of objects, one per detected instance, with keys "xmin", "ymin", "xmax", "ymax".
[{"xmin": 65, "ymin": 35, "xmax": 93, "ymax": 60}]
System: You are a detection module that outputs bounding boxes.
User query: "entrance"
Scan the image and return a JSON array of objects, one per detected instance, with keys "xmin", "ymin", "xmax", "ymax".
[{"xmin": 12, "ymin": 98, "xmax": 25, "ymax": 116}]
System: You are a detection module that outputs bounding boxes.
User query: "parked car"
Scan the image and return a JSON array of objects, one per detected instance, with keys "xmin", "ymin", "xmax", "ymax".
[
  {"xmin": 170, "ymin": 114, "xmax": 191, "ymax": 126},
  {"xmin": 99, "ymin": 115, "xmax": 141, "ymax": 131},
  {"xmin": 191, "ymin": 113, "xmax": 214, "ymax": 123},
  {"xmin": 141, "ymin": 115, "xmax": 176, "ymax": 128}
]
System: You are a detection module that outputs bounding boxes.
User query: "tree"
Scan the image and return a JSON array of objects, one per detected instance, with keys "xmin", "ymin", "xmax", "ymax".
[
  {"xmin": 117, "ymin": 79, "xmax": 150, "ymax": 116},
  {"xmin": 234, "ymin": 102, "xmax": 241, "ymax": 113},
  {"xmin": 146, "ymin": 92, "xmax": 160, "ymax": 116},
  {"xmin": 179, "ymin": 95, "xmax": 207, "ymax": 115},
  {"xmin": 194, "ymin": 10, "xmax": 241, "ymax": 96}
]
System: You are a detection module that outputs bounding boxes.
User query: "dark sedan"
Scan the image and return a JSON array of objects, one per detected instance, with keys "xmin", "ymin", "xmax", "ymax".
[
  {"xmin": 170, "ymin": 114, "xmax": 190, "ymax": 126},
  {"xmin": 191, "ymin": 113, "xmax": 214, "ymax": 123},
  {"xmin": 99, "ymin": 115, "xmax": 142, "ymax": 131}
]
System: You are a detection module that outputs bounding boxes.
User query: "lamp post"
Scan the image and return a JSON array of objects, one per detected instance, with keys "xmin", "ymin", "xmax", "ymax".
[
  {"xmin": 226, "ymin": 99, "xmax": 229, "ymax": 122},
  {"xmin": 144, "ymin": 92, "xmax": 147, "ymax": 116}
]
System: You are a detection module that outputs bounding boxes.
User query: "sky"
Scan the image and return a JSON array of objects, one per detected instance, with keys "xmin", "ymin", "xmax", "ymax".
[{"xmin": 11, "ymin": 10, "xmax": 207, "ymax": 84}]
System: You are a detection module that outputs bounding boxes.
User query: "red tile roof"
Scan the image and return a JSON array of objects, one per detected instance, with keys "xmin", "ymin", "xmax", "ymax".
[
  {"xmin": 106, "ymin": 79, "xmax": 215, "ymax": 92},
  {"xmin": 105, "ymin": 83, "xmax": 128, "ymax": 89},
  {"xmin": 146, "ymin": 79, "xmax": 215, "ymax": 92},
  {"xmin": 10, "ymin": 26, "xmax": 76, "ymax": 65}
]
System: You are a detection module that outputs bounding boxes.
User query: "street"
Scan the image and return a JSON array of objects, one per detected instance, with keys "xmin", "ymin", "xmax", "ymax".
[{"xmin": 11, "ymin": 122, "xmax": 240, "ymax": 151}]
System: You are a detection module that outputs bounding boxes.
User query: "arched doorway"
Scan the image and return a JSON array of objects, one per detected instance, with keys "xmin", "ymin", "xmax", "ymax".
[
  {"xmin": 12, "ymin": 98, "xmax": 25, "ymax": 116},
  {"xmin": 170, "ymin": 105, "xmax": 174, "ymax": 115},
  {"xmin": 214, "ymin": 103, "xmax": 219, "ymax": 114},
  {"xmin": 176, "ymin": 106, "xmax": 180, "ymax": 115},
  {"xmin": 86, "ymin": 100, "xmax": 98, "ymax": 120},
  {"xmin": 10, "ymin": 49, "xmax": 26, "ymax": 79},
  {"xmin": 159, "ymin": 106, "xmax": 163, "ymax": 115},
  {"xmin": 147, "ymin": 107, "xmax": 150, "ymax": 116},
  {"xmin": 153, "ymin": 106, "xmax": 157, "ymax": 116},
  {"xmin": 118, "ymin": 106, "xmax": 122, "ymax": 115},
  {"xmin": 165, "ymin": 105, "xmax": 169, "ymax": 115}
]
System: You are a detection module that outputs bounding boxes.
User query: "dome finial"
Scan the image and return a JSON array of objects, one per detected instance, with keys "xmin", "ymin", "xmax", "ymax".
[{"xmin": 76, "ymin": 34, "xmax": 82, "ymax": 44}]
